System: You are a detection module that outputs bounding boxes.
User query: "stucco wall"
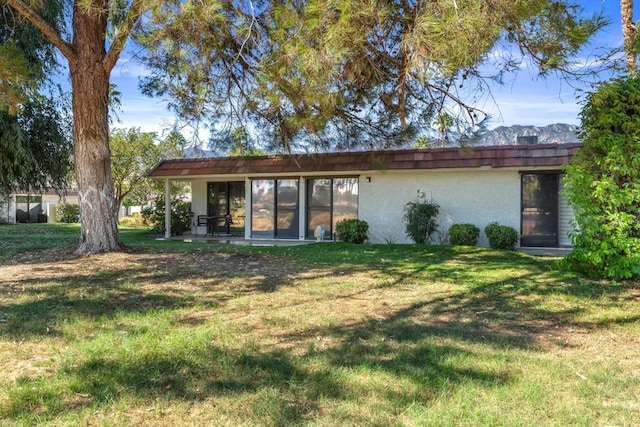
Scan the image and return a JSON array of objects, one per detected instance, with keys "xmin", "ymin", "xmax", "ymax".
[
  {"xmin": 359, "ymin": 169, "xmax": 521, "ymax": 246},
  {"xmin": 0, "ymin": 195, "xmax": 15, "ymax": 224},
  {"xmin": 190, "ymin": 179, "xmax": 209, "ymax": 234}
]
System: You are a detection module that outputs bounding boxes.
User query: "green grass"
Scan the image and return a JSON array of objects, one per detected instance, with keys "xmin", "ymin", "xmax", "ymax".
[{"xmin": 0, "ymin": 223, "xmax": 639, "ymax": 426}]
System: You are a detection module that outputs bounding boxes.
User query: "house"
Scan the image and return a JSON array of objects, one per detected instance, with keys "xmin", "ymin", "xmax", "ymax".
[
  {"xmin": 147, "ymin": 142, "xmax": 580, "ymax": 248},
  {"xmin": 1, "ymin": 190, "xmax": 79, "ymax": 224}
]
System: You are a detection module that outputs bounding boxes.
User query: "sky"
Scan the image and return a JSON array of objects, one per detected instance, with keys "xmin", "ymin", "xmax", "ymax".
[{"xmin": 103, "ymin": 1, "xmax": 634, "ymax": 137}]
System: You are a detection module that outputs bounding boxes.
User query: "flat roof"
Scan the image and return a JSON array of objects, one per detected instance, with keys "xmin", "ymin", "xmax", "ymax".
[{"xmin": 148, "ymin": 143, "xmax": 581, "ymax": 179}]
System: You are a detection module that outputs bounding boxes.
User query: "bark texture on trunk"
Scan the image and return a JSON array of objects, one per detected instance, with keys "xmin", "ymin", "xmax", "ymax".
[
  {"xmin": 621, "ymin": 0, "xmax": 638, "ymax": 77},
  {"xmin": 71, "ymin": 1, "xmax": 121, "ymax": 253}
]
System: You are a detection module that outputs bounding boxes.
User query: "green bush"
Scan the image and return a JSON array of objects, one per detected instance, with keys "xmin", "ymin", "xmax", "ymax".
[
  {"xmin": 141, "ymin": 198, "xmax": 192, "ymax": 236},
  {"xmin": 563, "ymin": 76, "xmax": 640, "ymax": 279},
  {"xmin": 449, "ymin": 223, "xmax": 480, "ymax": 246},
  {"xmin": 404, "ymin": 197, "xmax": 439, "ymax": 244},
  {"xmin": 335, "ymin": 218, "xmax": 369, "ymax": 244},
  {"xmin": 55, "ymin": 203, "xmax": 80, "ymax": 223},
  {"xmin": 484, "ymin": 222, "xmax": 518, "ymax": 250}
]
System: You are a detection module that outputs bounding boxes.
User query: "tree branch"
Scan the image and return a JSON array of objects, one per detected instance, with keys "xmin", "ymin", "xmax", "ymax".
[
  {"xmin": 5, "ymin": 0, "xmax": 76, "ymax": 63},
  {"xmin": 103, "ymin": 0, "xmax": 148, "ymax": 73}
]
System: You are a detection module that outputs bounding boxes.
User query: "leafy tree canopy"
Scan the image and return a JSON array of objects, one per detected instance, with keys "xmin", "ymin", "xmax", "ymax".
[
  {"xmin": 0, "ymin": 1, "xmax": 64, "ymax": 110},
  {"xmin": 1, "ymin": 1, "xmax": 71, "ymax": 196},
  {"xmin": 138, "ymin": 0, "xmax": 608, "ymax": 152},
  {"xmin": 563, "ymin": 76, "xmax": 640, "ymax": 279},
  {"xmin": 0, "ymin": 93, "xmax": 72, "ymax": 196},
  {"xmin": 110, "ymin": 127, "xmax": 185, "ymax": 217}
]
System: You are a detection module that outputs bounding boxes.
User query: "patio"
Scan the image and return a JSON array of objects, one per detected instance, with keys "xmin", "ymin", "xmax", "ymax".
[{"xmin": 167, "ymin": 233, "xmax": 315, "ymax": 247}]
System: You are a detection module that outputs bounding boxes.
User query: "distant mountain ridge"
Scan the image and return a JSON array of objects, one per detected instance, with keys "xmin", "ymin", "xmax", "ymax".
[{"xmin": 478, "ymin": 123, "xmax": 580, "ymax": 146}]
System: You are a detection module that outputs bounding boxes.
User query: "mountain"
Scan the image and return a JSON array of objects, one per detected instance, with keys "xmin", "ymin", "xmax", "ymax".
[{"xmin": 477, "ymin": 123, "xmax": 580, "ymax": 146}]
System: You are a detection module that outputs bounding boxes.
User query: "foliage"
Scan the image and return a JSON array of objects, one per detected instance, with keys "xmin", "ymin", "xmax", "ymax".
[
  {"xmin": 138, "ymin": 1, "xmax": 608, "ymax": 151},
  {"xmin": 1, "ymin": 1, "xmax": 64, "ymax": 109},
  {"xmin": 141, "ymin": 198, "xmax": 192, "ymax": 236},
  {"xmin": 335, "ymin": 218, "xmax": 369, "ymax": 244},
  {"xmin": 110, "ymin": 127, "xmax": 184, "ymax": 218},
  {"xmin": 55, "ymin": 203, "xmax": 80, "ymax": 223},
  {"xmin": 563, "ymin": 77, "xmax": 640, "ymax": 279},
  {"xmin": 484, "ymin": 222, "xmax": 519, "ymax": 250},
  {"xmin": 449, "ymin": 223, "xmax": 480, "ymax": 246},
  {"xmin": 403, "ymin": 195, "xmax": 440, "ymax": 244},
  {"xmin": 0, "ymin": 94, "xmax": 72, "ymax": 197}
]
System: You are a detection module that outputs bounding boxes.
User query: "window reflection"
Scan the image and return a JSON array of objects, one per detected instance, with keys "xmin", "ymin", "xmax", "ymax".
[{"xmin": 306, "ymin": 178, "xmax": 358, "ymax": 238}]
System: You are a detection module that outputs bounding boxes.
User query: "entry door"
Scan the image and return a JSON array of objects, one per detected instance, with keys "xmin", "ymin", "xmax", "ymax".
[{"xmin": 521, "ymin": 173, "xmax": 559, "ymax": 247}]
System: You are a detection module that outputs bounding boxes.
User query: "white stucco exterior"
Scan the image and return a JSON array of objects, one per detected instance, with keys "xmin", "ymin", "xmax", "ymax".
[
  {"xmin": 150, "ymin": 143, "xmax": 579, "ymax": 247},
  {"xmin": 359, "ymin": 169, "xmax": 522, "ymax": 246},
  {"xmin": 185, "ymin": 167, "xmax": 573, "ymax": 248}
]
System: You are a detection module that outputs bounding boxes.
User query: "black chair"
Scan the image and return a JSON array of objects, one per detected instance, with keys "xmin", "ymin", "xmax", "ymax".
[{"xmin": 196, "ymin": 215, "xmax": 208, "ymax": 236}]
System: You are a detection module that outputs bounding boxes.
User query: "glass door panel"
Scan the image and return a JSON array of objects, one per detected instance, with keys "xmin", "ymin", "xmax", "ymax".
[
  {"xmin": 251, "ymin": 180, "xmax": 275, "ymax": 237},
  {"xmin": 276, "ymin": 179, "xmax": 299, "ymax": 238},
  {"xmin": 521, "ymin": 173, "xmax": 559, "ymax": 247}
]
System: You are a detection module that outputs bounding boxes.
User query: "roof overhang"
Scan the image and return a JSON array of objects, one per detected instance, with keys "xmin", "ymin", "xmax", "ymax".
[{"xmin": 147, "ymin": 143, "xmax": 581, "ymax": 180}]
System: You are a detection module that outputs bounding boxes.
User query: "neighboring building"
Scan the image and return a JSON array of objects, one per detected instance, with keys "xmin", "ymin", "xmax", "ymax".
[
  {"xmin": 1, "ymin": 190, "xmax": 79, "ymax": 224},
  {"xmin": 148, "ymin": 143, "xmax": 580, "ymax": 248}
]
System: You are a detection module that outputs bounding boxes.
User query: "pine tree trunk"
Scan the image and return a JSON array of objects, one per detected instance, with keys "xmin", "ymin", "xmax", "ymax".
[
  {"xmin": 71, "ymin": 1, "xmax": 121, "ymax": 253},
  {"xmin": 621, "ymin": 0, "xmax": 637, "ymax": 77}
]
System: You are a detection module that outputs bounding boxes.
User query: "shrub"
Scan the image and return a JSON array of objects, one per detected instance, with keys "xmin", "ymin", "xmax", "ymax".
[
  {"xmin": 141, "ymin": 198, "xmax": 192, "ymax": 236},
  {"xmin": 484, "ymin": 222, "xmax": 518, "ymax": 250},
  {"xmin": 56, "ymin": 203, "xmax": 80, "ymax": 223},
  {"xmin": 335, "ymin": 218, "xmax": 369, "ymax": 244},
  {"xmin": 563, "ymin": 76, "xmax": 640, "ymax": 279},
  {"xmin": 403, "ymin": 197, "xmax": 439, "ymax": 244},
  {"xmin": 449, "ymin": 223, "xmax": 480, "ymax": 246}
]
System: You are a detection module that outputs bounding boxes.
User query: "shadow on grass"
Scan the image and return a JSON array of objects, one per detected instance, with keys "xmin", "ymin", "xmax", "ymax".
[
  {"xmin": 0, "ymin": 251, "xmax": 300, "ymax": 339},
  {"xmin": 3, "ymin": 324, "xmax": 508, "ymax": 424}
]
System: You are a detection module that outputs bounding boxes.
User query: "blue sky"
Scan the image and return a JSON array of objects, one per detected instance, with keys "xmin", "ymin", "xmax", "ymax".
[{"xmin": 104, "ymin": 1, "xmax": 634, "ymax": 136}]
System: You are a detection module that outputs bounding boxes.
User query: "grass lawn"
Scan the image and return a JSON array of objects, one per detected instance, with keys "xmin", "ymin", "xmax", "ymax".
[{"xmin": 0, "ymin": 223, "xmax": 638, "ymax": 426}]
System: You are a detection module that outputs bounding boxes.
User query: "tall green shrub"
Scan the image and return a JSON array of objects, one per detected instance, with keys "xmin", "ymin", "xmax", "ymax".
[
  {"xmin": 403, "ymin": 195, "xmax": 439, "ymax": 244},
  {"xmin": 563, "ymin": 77, "xmax": 640, "ymax": 279},
  {"xmin": 141, "ymin": 198, "xmax": 192, "ymax": 236}
]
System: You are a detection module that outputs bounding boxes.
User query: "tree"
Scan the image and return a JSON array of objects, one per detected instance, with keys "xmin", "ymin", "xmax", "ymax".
[
  {"xmin": 3, "ymin": 0, "xmax": 607, "ymax": 254},
  {"xmin": 563, "ymin": 77, "xmax": 640, "ymax": 279},
  {"xmin": 0, "ymin": 94, "xmax": 72, "ymax": 196},
  {"xmin": 3, "ymin": 0, "xmax": 149, "ymax": 253},
  {"xmin": 1, "ymin": 1, "xmax": 71, "ymax": 196},
  {"xmin": 140, "ymin": 0, "xmax": 608, "ymax": 151},
  {"xmin": 621, "ymin": 0, "xmax": 637, "ymax": 76},
  {"xmin": 1, "ymin": 1, "xmax": 63, "ymax": 111},
  {"xmin": 110, "ymin": 127, "xmax": 184, "ymax": 219}
]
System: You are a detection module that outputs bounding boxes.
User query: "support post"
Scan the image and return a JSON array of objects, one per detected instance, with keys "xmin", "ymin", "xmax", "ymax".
[{"xmin": 164, "ymin": 179, "xmax": 171, "ymax": 239}]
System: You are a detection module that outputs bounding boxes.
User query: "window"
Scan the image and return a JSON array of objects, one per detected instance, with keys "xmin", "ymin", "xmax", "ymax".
[
  {"xmin": 251, "ymin": 179, "xmax": 299, "ymax": 238},
  {"xmin": 306, "ymin": 178, "xmax": 358, "ymax": 238}
]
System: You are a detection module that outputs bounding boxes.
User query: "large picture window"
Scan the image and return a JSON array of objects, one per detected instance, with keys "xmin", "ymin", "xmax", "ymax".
[
  {"xmin": 306, "ymin": 177, "xmax": 358, "ymax": 238},
  {"xmin": 251, "ymin": 179, "xmax": 299, "ymax": 238}
]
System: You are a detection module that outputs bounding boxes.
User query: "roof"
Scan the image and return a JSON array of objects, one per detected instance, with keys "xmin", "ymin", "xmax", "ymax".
[{"xmin": 148, "ymin": 143, "xmax": 582, "ymax": 179}]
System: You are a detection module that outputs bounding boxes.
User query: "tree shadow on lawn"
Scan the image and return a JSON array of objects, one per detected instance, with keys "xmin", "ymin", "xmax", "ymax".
[
  {"xmin": 3, "ymin": 322, "xmax": 508, "ymax": 424},
  {"xmin": 0, "ymin": 251, "xmax": 301, "ymax": 339}
]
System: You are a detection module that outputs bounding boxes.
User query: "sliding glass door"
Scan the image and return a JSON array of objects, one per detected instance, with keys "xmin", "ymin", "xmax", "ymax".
[
  {"xmin": 251, "ymin": 179, "xmax": 299, "ymax": 238},
  {"xmin": 306, "ymin": 178, "xmax": 358, "ymax": 238}
]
